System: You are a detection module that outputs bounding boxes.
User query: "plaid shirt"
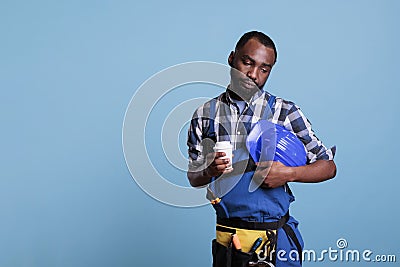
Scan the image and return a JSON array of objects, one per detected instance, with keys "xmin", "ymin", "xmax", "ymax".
[{"xmin": 187, "ymin": 88, "xmax": 336, "ymax": 170}]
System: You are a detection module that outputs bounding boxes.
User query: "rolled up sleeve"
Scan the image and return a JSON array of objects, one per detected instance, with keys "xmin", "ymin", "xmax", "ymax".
[
  {"xmin": 284, "ymin": 104, "xmax": 336, "ymax": 164},
  {"xmin": 187, "ymin": 108, "xmax": 206, "ymax": 171}
]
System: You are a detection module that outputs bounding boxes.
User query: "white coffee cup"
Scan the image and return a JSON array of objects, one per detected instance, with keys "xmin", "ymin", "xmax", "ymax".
[{"xmin": 213, "ymin": 141, "xmax": 233, "ymax": 170}]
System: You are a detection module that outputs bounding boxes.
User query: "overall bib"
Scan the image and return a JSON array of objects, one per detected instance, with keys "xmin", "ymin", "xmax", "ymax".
[{"xmin": 208, "ymin": 96, "xmax": 304, "ymax": 267}]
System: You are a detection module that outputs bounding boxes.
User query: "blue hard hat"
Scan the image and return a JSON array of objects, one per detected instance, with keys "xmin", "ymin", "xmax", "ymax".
[{"xmin": 246, "ymin": 120, "xmax": 307, "ymax": 167}]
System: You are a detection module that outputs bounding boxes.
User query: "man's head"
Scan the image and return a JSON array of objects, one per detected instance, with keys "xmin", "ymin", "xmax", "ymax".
[{"xmin": 228, "ymin": 31, "xmax": 277, "ymax": 100}]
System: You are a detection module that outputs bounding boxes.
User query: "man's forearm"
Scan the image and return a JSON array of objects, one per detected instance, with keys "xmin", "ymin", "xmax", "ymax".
[{"xmin": 288, "ymin": 160, "xmax": 336, "ymax": 183}]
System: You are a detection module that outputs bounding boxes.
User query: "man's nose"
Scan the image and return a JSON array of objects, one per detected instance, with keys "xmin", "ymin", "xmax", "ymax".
[{"xmin": 246, "ymin": 67, "xmax": 257, "ymax": 81}]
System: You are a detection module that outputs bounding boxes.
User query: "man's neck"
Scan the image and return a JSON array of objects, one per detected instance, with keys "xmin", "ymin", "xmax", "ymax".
[
  {"xmin": 227, "ymin": 89, "xmax": 247, "ymax": 102},
  {"xmin": 227, "ymin": 86, "xmax": 263, "ymax": 103}
]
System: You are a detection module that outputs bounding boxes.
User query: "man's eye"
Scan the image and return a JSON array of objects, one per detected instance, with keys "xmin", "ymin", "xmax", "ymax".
[
  {"xmin": 261, "ymin": 68, "xmax": 270, "ymax": 73},
  {"xmin": 243, "ymin": 61, "xmax": 252, "ymax": 65}
]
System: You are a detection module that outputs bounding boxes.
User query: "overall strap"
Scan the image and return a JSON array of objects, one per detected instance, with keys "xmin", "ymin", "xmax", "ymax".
[
  {"xmin": 261, "ymin": 94, "xmax": 276, "ymax": 121},
  {"xmin": 207, "ymin": 98, "xmax": 219, "ymax": 200},
  {"xmin": 207, "ymin": 98, "xmax": 217, "ymax": 142},
  {"xmin": 282, "ymin": 224, "xmax": 303, "ymax": 264},
  {"xmin": 267, "ymin": 94, "xmax": 276, "ymax": 110},
  {"xmin": 267, "ymin": 93, "xmax": 301, "ymax": 262}
]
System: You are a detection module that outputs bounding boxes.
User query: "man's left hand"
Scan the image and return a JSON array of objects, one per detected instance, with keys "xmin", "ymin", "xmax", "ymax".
[{"xmin": 254, "ymin": 161, "xmax": 293, "ymax": 189}]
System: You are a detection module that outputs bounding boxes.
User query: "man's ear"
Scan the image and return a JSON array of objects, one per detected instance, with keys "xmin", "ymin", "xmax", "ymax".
[{"xmin": 228, "ymin": 51, "xmax": 235, "ymax": 67}]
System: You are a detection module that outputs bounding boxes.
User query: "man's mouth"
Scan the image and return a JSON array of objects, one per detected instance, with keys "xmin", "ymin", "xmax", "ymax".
[{"xmin": 239, "ymin": 79, "xmax": 257, "ymax": 90}]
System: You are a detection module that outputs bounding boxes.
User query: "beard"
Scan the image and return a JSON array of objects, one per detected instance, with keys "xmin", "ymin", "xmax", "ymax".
[{"xmin": 229, "ymin": 68, "xmax": 262, "ymax": 101}]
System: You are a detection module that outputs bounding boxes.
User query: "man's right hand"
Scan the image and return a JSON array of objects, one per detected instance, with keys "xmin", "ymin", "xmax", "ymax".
[
  {"xmin": 204, "ymin": 152, "xmax": 233, "ymax": 178},
  {"xmin": 187, "ymin": 152, "xmax": 233, "ymax": 187}
]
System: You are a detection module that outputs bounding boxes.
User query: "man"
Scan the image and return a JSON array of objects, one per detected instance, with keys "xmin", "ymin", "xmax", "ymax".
[{"xmin": 187, "ymin": 31, "xmax": 336, "ymax": 267}]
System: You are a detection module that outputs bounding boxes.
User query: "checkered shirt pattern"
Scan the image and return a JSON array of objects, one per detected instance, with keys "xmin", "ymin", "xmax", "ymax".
[{"xmin": 187, "ymin": 89, "xmax": 336, "ymax": 170}]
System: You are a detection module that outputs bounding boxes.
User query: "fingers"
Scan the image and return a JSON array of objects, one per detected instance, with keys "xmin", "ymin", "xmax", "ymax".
[
  {"xmin": 255, "ymin": 160, "xmax": 273, "ymax": 169},
  {"xmin": 214, "ymin": 164, "xmax": 228, "ymax": 174},
  {"xmin": 257, "ymin": 161, "xmax": 289, "ymax": 189},
  {"xmin": 271, "ymin": 161, "xmax": 285, "ymax": 167},
  {"xmin": 213, "ymin": 151, "xmax": 235, "ymax": 159},
  {"xmin": 214, "ymin": 157, "xmax": 230, "ymax": 166},
  {"xmin": 206, "ymin": 152, "xmax": 233, "ymax": 166},
  {"xmin": 205, "ymin": 151, "xmax": 233, "ymax": 177},
  {"xmin": 205, "ymin": 151, "xmax": 225, "ymax": 163},
  {"xmin": 214, "ymin": 151, "xmax": 226, "ymax": 158},
  {"xmin": 211, "ymin": 158, "xmax": 231, "ymax": 173}
]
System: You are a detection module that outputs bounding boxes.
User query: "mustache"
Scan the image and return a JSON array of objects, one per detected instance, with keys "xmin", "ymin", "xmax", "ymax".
[{"xmin": 239, "ymin": 77, "xmax": 258, "ymax": 87}]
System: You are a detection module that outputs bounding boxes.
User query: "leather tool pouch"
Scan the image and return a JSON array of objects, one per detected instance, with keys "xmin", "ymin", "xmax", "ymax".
[{"xmin": 212, "ymin": 239, "xmax": 256, "ymax": 267}]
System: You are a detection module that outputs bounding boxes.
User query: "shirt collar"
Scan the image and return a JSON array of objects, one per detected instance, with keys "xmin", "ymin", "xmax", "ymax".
[{"xmin": 225, "ymin": 85, "xmax": 268, "ymax": 106}]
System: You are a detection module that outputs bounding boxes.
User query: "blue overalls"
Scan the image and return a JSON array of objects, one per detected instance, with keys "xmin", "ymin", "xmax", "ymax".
[{"xmin": 208, "ymin": 96, "xmax": 304, "ymax": 267}]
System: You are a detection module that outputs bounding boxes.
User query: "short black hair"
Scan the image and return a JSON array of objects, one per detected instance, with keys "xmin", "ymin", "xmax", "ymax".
[{"xmin": 235, "ymin": 31, "xmax": 277, "ymax": 63}]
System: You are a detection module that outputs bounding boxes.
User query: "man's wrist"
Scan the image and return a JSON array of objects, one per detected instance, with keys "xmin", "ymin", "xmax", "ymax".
[{"xmin": 286, "ymin": 166, "xmax": 297, "ymax": 183}]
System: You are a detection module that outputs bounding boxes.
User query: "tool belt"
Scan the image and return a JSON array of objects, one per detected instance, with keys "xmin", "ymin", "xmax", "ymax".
[{"xmin": 212, "ymin": 213, "xmax": 302, "ymax": 267}]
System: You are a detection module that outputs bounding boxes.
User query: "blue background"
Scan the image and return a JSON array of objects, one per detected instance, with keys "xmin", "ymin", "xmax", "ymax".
[{"xmin": 1, "ymin": 1, "xmax": 399, "ymax": 266}]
